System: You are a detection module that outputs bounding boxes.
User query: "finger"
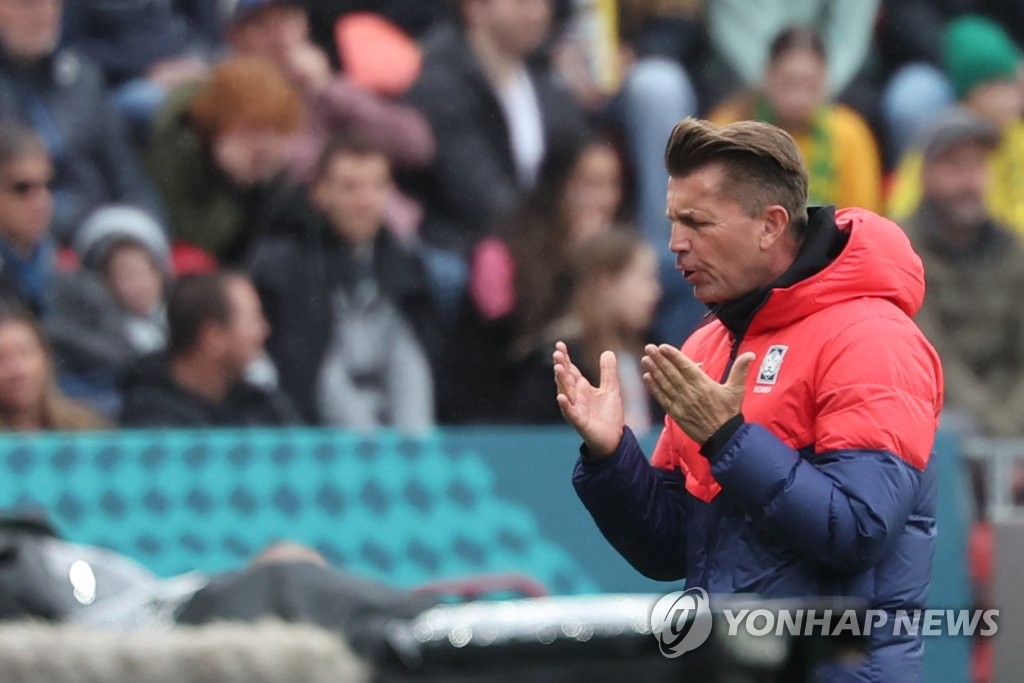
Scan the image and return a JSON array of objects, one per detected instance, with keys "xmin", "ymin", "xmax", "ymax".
[
  {"xmin": 553, "ymin": 344, "xmax": 586, "ymax": 384},
  {"xmin": 726, "ymin": 352, "xmax": 757, "ymax": 390},
  {"xmin": 554, "ymin": 364, "xmax": 576, "ymax": 405},
  {"xmin": 644, "ymin": 345, "xmax": 688, "ymax": 387},
  {"xmin": 658, "ymin": 344, "xmax": 707, "ymax": 380},
  {"xmin": 642, "ymin": 358, "xmax": 679, "ymax": 401},
  {"xmin": 557, "ymin": 392, "xmax": 587, "ymax": 430},
  {"xmin": 598, "ymin": 350, "xmax": 619, "ymax": 392},
  {"xmin": 642, "ymin": 372, "xmax": 674, "ymax": 411}
]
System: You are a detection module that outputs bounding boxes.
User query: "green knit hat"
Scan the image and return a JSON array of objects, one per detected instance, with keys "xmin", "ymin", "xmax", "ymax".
[{"xmin": 944, "ymin": 15, "xmax": 1022, "ymax": 100}]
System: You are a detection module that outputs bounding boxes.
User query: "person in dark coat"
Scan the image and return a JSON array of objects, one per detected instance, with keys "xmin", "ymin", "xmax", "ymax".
[
  {"xmin": 120, "ymin": 271, "xmax": 298, "ymax": 428},
  {"xmin": 402, "ymin": 0, "xmax": 589, "ymax": 256},
  {"xmin": 557, "ymin": 119, "xmax": 942, "ymax": 681},
  {"xmin": 249, "ymin": 136, "xmax": 439, "ymax": 430},
  {"xmin": 0, "ymin": 0, "xmax": 165, "ymax": 243},
  {"xmin": 0, "ymin": 121, "xmax": 59, "ymax": 317}
]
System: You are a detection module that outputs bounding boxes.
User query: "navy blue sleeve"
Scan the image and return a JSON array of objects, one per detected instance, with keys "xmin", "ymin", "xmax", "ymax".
[
  {"xmin": 709, "ymin": 422, "xmax": 923, "ymax": 572},
  {"xmin": 572, "ymin": 428, "xmax": 689, "ymax": 581}
]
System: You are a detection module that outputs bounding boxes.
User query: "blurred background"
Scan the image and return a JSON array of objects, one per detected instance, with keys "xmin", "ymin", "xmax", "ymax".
[{"xmin": 0, "ymin": 1, "xmax": 1020, "ymax": 681}]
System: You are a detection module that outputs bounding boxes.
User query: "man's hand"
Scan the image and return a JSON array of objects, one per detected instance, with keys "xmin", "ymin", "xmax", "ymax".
[
  {"xmin": 642, "ymin": 344, "xmax": 755, "ymax": 444},
  {"xmin": 553, "ymin": 342, "xmax": 624, "ymax": 458}
]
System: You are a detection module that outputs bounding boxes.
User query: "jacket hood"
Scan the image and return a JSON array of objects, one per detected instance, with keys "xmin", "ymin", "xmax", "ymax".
[
  {"xmin": 74, "ymin": 205, "xmax": 171, "ymax": 275},
  {"xmin": 749, "ymin": 207, "xmax": 925, "ymax": 335}
]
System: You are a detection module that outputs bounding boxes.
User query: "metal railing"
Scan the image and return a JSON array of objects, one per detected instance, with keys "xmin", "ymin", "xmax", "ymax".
[{"xmin": 961, "ymin": 437, "xmax": 1024, "ymax": 521}]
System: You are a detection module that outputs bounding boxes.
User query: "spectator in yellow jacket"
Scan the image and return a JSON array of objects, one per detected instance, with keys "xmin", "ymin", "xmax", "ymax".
[{"xmin": 708, "ymin": 26, "xmax": 882, "ymax": 212}]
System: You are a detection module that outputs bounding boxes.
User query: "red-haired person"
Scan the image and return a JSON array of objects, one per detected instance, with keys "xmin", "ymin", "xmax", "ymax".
[{"xmin": 145, "ymin": 56, "xmax": 304, "ymax": 263}]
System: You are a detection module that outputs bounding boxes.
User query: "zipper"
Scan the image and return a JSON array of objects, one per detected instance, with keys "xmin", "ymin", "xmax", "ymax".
[{"xmin": 698, "ymin": 292, "xmax": 771, "ymax": 589}]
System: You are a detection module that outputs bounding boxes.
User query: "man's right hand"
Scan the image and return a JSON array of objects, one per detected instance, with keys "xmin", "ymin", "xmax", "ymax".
[{"xmin": 553, "ymin": 342, "xmax": 625, "ymax": 458}]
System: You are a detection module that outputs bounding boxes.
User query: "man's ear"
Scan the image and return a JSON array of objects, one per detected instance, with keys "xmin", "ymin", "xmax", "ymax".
[{"xmin": 760, "ymin": 204, "xmax": 791, "ymax": 249}]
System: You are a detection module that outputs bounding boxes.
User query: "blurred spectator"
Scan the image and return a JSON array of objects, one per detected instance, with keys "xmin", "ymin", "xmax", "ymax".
[
  {"xmin": 0, "ymin": 305, "xmax": 108, "ymax": 431},
  {"xmin": 903, "ymin": 109, "xmax": 1024, "ymax": 438},
  {"xmin": 706, "ymin": 0, "xmax": 881, "ymax": 103},
  {"xmin": 887, "ymin": 15, "xmax": 1024, "ymax": 238},
  {"xmin": 226, "ymin": 0, "xmax": 435, "ymax": 179},
  {"xmin": 249, "ymin": 136, "xmax": 439, "ymax": 431},
  {"xmin": 876, "ymin": 0, "xmax": 960, "ymax": 164},
  {"xmin": 61, "ymin": 0, "xmax": 219, "ymax": 136},
  {"xmin": 709, "ymin": 26, "xmax": 883, "ymax": 212},
  {"xmin": 119, "ymin": 272, "xmax": 299, "ymax": 427},
  {"xmin": 46, "ymin": 206, "xmax": 171, "ymax": 417},
  {"xmin": 0, "ymin": 0, "xmax": 165, "ymax": 243},
  {"xmin": 145, "ymin": 56, "xmax": 304, "ymax": 262},
  {"xmin": 440, "ymin": 132, "xmax": 625, "ymax": 423},
  {"xmin": 403, "ymin": 0, "xmax": 588, "ymax": 256},
  {"xmin": 553, "ymin": 0, "xmax": 704, "ymax": 347},
  {"xmin": 879, "ymin": 2, "xmax": 1024, "ymax": 164},
  {"xmin": 512, "ymin": 229, "xmax": 661, "ymax": 434},
  {"xmin": 0, "ymin": 122, "xmax": 57, "ymax": 316}
]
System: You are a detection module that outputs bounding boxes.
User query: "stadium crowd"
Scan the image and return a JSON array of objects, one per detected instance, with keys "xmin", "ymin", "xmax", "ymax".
[{"xmin": 0, "ymin": 0, "xmax": 1019, "ymax": 441}]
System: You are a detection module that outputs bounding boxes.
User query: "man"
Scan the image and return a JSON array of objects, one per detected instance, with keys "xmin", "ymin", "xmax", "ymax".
[
  {"xmin": 0, "ymin": 122, "xmax": 57, "ymax": 315},
  {"xmin": 0, "ymin": 0, "xmax": 164, "ymax": 242},
  {"xmin": 903, "ymin": 109, "xmax": 1024, "ymax": 438},
  {"xmin": 120, "ymin": 272, "xmax": 298, "ymax": 427},
  {"xmin": 554, "ymin": 118, "xmax": 942, "ymax": 681},
  {"xmin": 249, "ymin": 136, "xmax": 439, "ymax": 430},
  {"xmin": 404, "ymin": 0, "xmax": 588, "ymax": 254}
]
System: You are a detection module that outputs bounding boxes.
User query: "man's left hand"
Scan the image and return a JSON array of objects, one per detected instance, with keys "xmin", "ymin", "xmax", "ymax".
[{"xmin": 642, "ymin": 345, "xmax": 756, "ymax": 444}]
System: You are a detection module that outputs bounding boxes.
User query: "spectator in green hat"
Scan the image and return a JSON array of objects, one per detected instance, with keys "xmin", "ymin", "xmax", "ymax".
[{"xmin": 887, "ymin": 15, "xmax": 1024, "ymax": 240}]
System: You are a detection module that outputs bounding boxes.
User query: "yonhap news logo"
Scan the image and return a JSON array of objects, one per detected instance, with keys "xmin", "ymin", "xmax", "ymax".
[
  {"xmin": 649, "ymin": 590, "xmax": 999, "ymax": 658},
  {"xmin": 649, "ymin": 588, "xmax": 713, "ymax": 657}
]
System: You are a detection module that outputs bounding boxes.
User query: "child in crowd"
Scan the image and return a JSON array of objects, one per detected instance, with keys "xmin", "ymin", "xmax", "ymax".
[
  {"xmin": 46, "ymin": 206, "xmax": 170, "ymax": 416},
  {"xmin": 514, "ymin": 230, "xmax": 662, "ymax": 435}
]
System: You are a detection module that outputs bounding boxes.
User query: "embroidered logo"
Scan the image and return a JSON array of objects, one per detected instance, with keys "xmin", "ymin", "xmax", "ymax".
[{"xmin": 756, "ymin": 345, "xmax": 789, "ymax": 385}]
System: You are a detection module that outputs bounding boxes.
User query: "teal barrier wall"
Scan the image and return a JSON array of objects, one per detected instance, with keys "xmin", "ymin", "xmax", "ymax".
[{"xmin": 0, "ymin": 425, "xmax": 972, "ymax": 679}]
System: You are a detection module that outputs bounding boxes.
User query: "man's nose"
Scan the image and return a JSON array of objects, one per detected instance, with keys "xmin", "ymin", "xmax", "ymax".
[{"xmin": 668, "ymin": 225, "xmax": 690, "ymax": 253}]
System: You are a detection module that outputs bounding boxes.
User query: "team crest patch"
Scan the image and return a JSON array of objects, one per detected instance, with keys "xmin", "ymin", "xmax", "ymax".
[{"xmin": 756, "ymin": 345, "xmax": 788, "ymax": 385}]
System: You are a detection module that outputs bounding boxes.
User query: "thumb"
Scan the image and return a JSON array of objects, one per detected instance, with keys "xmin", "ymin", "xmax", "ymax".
[
  {"xmin": 726, "ymin": 352, "xmax": 757, "ymax": 389},
  {"xmin": 598, "ymin": 350, "xmax": 620, "ymax": 391}
]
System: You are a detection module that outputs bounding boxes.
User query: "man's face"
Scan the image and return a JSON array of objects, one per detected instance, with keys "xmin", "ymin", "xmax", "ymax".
[
  {"xmin": 921, "ymin": 140, "xmax": 991, "ymax": 233},
  {"xmin": 220, "ymin": 277, "xmax": 269, "ymax": 374},
  {"xmin": 666, "ymin": 164, "xmax": 779, "ymax": 305},
  {"xmin": 0, "ymin": 152, "xmax": 53, "ymax": 251},
  {"xmin": 467, "ymin": 0, "xmax": 551, "ymax": 59},
  {"xmin": 312, "ymin": 151, "xmax": 392, "ymax": 245},
  {"xmin": 0, "ymin": 0, "xmax": 62, "ymax": 62}
]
